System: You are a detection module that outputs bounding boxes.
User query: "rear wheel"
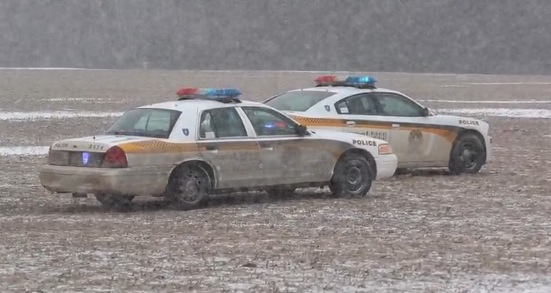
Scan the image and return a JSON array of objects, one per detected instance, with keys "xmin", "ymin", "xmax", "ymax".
[
  {"xmin": 329, "ymin": 153, "xmax": 373, "ymax": 198},
  {"xmin": 95, "ymin": 193, "xmax": 134, "ymax": 208},
  {"xmin": 449, "ymin": 133, "xmax": 486, "ymax": 175},
  {"xmin": 165, "ymin": 164, "xmax": 211, "ymax": 210}
]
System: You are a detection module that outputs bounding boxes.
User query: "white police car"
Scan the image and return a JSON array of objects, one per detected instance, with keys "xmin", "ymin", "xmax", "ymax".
[
  {"xmin": 263, "ymin": 75, "xmax": 492, "ymax": 175},
  {"xmin": 39, "ymin": 87, "xmax": 398, "ymax": 210}
]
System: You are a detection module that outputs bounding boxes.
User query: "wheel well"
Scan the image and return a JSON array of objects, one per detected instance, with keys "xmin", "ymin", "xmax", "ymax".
[
  {"xmin": 338, "ymin": 148, "xmax": 377, "ymax": 178},
  {"xmin": 168, "ymin": 160, "xmax": 216, "ymax": 190},
  {"xmin": 452, "ymin": 129, "xmax": 487, "ymax": 162}
]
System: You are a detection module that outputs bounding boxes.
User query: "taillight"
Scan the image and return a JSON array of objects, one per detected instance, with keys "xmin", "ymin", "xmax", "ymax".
[{"xmin": 101, "ymin": 146, "xmax": 128, "ymax": 168}]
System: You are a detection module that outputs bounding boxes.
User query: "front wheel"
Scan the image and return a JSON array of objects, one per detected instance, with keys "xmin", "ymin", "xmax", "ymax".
[
  {"xmin": 165, "ymin": 165, "xmax": 212, "ymax": 210},
  {"xmin": 95, "ymin": 193, "xmax": 134, "ymax": 208},
  {"xmin": 449, "ymin": 133, "xmax": 486, "ymax": 175},
  {"xmin": 329, "ymin": 153, "xmax": 373, "ymax": 198}
]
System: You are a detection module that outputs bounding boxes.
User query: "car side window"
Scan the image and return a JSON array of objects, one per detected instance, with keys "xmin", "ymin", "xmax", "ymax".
[
  {"xmin": 106, "ymin": 108, "xmax": 181, "ymax": 139},
  {"xmin": 131, "ymin": 110, "xmax": 173, "ymax": 131},
  {"xmin": 198, "ymin": 107, "xmax": 247, "ymax": 139},
  {"xmin": 335, "ymin": 94, "xmax": 378, "ymax": 115},
  {"xmin": 242, "ymin": 107, "xmax": 298, "ymax": 136},
  {"xmin": 374, "ymin": 93, "xmax": 424, "ymax": 117}
]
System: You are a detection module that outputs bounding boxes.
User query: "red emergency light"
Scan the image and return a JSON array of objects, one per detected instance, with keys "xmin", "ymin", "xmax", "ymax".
[
  {"xmin": 314, "ymin": 75, "xmax": 338, "ymax": 86},
  {"xmin": 176, "ymin": 87, "xmax": 199, "ymax": 96}
]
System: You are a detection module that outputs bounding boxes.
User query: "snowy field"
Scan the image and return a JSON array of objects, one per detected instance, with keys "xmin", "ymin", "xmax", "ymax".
[{"xmin": 0, "ymin": 69, "xmax": 550, "ymax": 292}]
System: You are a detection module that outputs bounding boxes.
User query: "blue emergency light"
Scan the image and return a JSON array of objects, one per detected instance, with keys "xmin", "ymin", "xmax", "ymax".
[
  {"xmin": 176, "ymin": 87, "xmax": 242, "ymax": 102},
  {"xmin": 200, "ymin": 88, "xmax": 242, "ymax": 98},
  {"xmin": 345, "ymin": 76, "xmax": 377, "ymax": 87}
]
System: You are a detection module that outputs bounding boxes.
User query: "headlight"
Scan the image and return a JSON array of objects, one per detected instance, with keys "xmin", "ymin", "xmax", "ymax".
[{"xmin": 378, "ymin": 144, "xmax": 393, "ymax": 155}]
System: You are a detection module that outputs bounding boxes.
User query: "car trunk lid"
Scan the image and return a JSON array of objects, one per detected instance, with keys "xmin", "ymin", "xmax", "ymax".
[{"xmin": 47, "ymin": 135, "xmax": 150, "ymax": 167}]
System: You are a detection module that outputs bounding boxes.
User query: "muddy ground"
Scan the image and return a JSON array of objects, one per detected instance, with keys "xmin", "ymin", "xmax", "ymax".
[{"xmin": 0, "ymin": 69, "xmax": 550, "ymax": 292}]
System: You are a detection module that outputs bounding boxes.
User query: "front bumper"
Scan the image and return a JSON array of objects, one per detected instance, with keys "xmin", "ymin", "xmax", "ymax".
[
  {"xmin": 38, "ymin": 165, "xmax": 170, "ymax": 196},
  {"xmin": 485, "ymin": 135, "xmax": 493, "ymax": 163},
  {"xmin": 375, "ymin": 154, "xmax": 398, "ymax": 180}
]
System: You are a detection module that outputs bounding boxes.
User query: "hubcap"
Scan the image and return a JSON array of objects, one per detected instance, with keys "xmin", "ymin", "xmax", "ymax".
[
  {"xmin": 344, "ymin": 165, "xmax": 366, "ymax": 194},
  {"xmin": 346, "ymin": 167, "xmax": 362, "ymax": 185},
  {"xmin": 460, "ymin": 143, "xmax": 479, "ymax": 169},
  {"xmin": 177, "ymin": 172, "xmax": 203, "ymax": 203}
]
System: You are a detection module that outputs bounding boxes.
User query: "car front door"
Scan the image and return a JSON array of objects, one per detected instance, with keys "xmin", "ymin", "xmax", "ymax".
[
  {"xmin": 240, "ymin": 106, "xmax": 329, "ymax": 186},
  {"xmin": 196, "ymin": 107, "xmax": 263, "ymax": 189},
  {"xmin": 371, "ymin": 92, "xmax": 446, "ymax": 165}
]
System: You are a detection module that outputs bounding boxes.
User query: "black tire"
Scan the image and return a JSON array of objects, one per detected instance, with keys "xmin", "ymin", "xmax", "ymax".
[
  {"xmin": 265, "ymin": 186, "xmax": 296, "ymax": 198},
  {"xmin": 329, "ymin": 153, "xmax": 373, "ymax": 198},
  {"xmin": 165, "ymin": 164, "xmax": 212, "ymax": 210},
  {"xmin": 95, "ymin": 193, "xmax": 134, "ymax": 208},
  {"xmin": 449, "ymin": 133, "xmax": 486, "ymax": 175}
]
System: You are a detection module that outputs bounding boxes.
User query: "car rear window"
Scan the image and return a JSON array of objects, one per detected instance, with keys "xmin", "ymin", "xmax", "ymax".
[
  {"xmin": 265, "ymin": 90, "xmax": 336, "ymax": 112},
  {"xmin": 105, "ymin": 108, "xmax": 181, "ymax": 139}
]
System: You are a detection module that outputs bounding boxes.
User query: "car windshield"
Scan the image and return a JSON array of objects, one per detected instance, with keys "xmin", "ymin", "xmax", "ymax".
[
  {"xmin": 265, "ymin": 90, "xmax": 336, "ymax": 111},
  {"xmin": 105, "ymin": 108, "xmax": 181, "ymax": 139}
]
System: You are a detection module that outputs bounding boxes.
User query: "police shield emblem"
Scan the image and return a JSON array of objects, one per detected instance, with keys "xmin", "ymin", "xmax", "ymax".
[
  {"xmin": 324, "ymin": 105, "xmax": 330, "ymax": 112},
  {"xmin": 182, "ymin": 128, "xmax": 189, "ymax": 136}
]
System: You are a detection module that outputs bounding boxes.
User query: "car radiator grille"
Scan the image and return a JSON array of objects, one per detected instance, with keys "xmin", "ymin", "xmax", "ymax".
[{"xmin": 48, "ymin": 150, "xmax": 104, "ymax": 167}]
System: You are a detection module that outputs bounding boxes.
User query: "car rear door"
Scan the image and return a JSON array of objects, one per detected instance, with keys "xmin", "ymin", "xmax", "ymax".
[
  {"xmin": 333, "ymin": 93, "xmax": 392, "ymax": 141},
  {"xmin": 196, "ymin": 107, "xmax": 264, "ymax": 189}
]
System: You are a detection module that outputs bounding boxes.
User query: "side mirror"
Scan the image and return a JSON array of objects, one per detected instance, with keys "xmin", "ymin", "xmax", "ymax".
[
  {"xmin": 295, "ymin": 124, "xmax": 309, "ymax": 136},
  {"xmin": 422, "ymin": 107, "xmax": 430, "ymax": 117}
]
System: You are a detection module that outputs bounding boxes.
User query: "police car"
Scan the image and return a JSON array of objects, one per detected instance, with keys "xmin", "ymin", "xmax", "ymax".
[
  {"xmin": 39, "ymin": 87, "xmax": 398, "ymax": 210},
  {"xmin": 263, "ymin": 75, "xmax": 492, "ymax": 175}
]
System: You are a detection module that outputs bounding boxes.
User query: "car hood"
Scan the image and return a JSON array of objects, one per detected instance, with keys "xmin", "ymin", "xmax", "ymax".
[
  {"xmin": 430, "ymin": 113, "xmax": 490, "ymax": 131},
  {"xmin": 432, "ymin": 113, "xmax": 485, "ymax": 121}
]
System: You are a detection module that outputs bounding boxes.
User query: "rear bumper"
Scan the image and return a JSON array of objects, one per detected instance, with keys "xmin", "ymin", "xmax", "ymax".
[
  {"xmin": 375, "ymin": 154, "xmax": 398, "ymax": 179},
  {"xmin": 38, "ymin": 165, "xmax": 170, "ymax": 196}
]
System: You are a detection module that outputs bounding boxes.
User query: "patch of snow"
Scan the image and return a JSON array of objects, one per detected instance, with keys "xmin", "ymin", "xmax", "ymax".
[
  {"xmin": 0, "ymin": 183, "xmax": 18, "ymax": 189},
  {"xmin": 0, "ymin": 111, "xmax": 123, "ymax": 121},
  {"xmin": 0, "ymin": 67, "xmax": 107, "ymax": 71},
  {"xmin": 440, "ymin": 84, "xmax": 469, "ymax": 88},
  {"xmin": 420, "ymin": 99, "xmax": 551, "ymax": 104},
  {"xmin": 0, "ymin": 146, "xmax": 49, "ymax": 156},
  {"xmin": 442, "ymin": 82, "xmax": 551, "ymax": 86},
  {"xmin": 41, "ymin": 97, "xmax": 123, "ymax": 103},
  {"xmin": 437, "ymin": 108, "xmax": 551, "ymax": 119},
  {"xmin": 464, "ymin": 82, "xmax": 551, "ymax": 85}
]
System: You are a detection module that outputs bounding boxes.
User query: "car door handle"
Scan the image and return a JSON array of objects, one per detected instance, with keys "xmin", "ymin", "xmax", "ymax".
[
  {"xmin": 204, "ymin": 144, "xmax": 218, "ymax": 151},
  {"xmin": 392, "ymin": 123, "xmax": 400, "ymax": 128},
  {"xmin": 346, "ymin": 121, "xmax": 356, "ymax": 126}
]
